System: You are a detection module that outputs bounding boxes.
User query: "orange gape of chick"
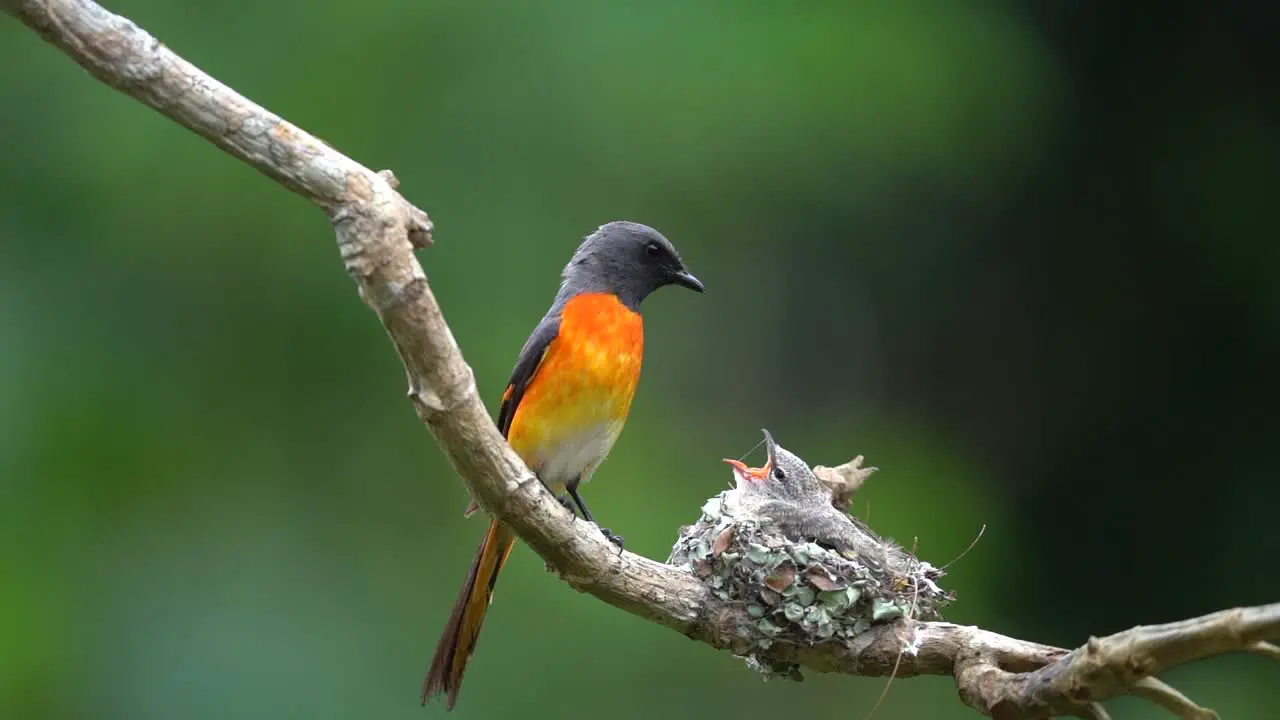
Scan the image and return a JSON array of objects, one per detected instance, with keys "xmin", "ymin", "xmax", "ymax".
[{"xmin": 421, "ymin": 221, "xmax": 703, "ymax": 710}]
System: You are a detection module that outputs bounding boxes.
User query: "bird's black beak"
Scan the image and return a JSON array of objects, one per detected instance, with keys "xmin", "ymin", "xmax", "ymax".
[{"xmin": 669, "ymin": 268, "xmax": 704, "ymax": 293}]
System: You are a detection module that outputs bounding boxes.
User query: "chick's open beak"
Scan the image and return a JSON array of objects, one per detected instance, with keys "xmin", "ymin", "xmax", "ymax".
[
  {"xmin": 761, "ymin": 429, "xmax": 778, "ymax": 468},
  {"xmin": 723, "ymin": 458, "xmax": 768, "ymax": 485}
]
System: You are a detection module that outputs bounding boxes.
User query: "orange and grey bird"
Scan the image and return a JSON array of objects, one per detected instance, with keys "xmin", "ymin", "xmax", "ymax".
[{"xmin": 421, "ymin": 221, "xmax": 703, "ymax": 710}]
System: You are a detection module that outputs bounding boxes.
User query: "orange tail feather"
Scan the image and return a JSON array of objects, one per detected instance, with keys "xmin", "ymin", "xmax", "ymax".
[{"xmin": 421, "ymin": 519, "xmax": 517, "ymax": 710}]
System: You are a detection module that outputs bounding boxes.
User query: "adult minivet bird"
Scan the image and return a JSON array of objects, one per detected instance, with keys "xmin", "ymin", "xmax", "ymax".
[{"xmin": 421, "ymin": 221, "xmax": 704, "ymax": 710}]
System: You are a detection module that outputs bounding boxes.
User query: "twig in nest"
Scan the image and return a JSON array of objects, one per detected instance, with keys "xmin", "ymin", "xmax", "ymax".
[{"xmin": 940, "ymin": 524, "xmax": 987, "ymax": 572}]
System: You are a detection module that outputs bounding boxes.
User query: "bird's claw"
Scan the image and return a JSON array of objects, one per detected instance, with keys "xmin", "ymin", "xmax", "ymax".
[
  {"xmin": 598, "ymin": 526, "xmax": 625, "ymax": 553},
  {"xmin": 557, "ymin": 495, "xmax": 579, "ymax": 519}
]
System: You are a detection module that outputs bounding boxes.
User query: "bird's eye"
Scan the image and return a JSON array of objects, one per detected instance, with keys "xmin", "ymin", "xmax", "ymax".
[
  {"xmin": 772, "ymin": 466, "xmax": 786, "ymax": 481},
  {"xmin": 645, "ymin": 242, "xmax": 661, "ymax": 257}
]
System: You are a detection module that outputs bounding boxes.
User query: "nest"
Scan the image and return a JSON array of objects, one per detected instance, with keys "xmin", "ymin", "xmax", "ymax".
[{"xmin": 668, "ymin": 491, "xmax": 955, "ymax": 680}]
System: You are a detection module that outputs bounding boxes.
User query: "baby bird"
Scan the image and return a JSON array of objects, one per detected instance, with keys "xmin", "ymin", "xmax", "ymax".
[{"xmin": 723, "ymin": 429, "xmax": 880, "ymax": 557}]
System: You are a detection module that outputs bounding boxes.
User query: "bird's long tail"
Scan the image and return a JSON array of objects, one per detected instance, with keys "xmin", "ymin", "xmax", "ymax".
[{"xmin": 421, "ymin": 518, "xmax": 517, "ymax": 710}]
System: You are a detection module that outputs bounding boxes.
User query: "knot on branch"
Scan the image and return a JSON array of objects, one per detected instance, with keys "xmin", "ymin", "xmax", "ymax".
[
  {"xmin": 377, "ymin": 169, "xmax": 434, "ymax": 248},
  {"xmin": 668, "ymin": 489, "xmax": 954, "ymax": 681}
]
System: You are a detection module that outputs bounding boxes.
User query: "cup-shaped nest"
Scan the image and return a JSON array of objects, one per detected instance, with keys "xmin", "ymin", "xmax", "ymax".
[{"xmin": 669, "ymin": 491, "xmax": 954, "ymax": 679}]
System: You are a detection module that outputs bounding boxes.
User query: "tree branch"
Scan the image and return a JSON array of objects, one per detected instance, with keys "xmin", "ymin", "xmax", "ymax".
[{"xmin": 7, "ymin": 1, "xmax": 1275, "ymax": 717}]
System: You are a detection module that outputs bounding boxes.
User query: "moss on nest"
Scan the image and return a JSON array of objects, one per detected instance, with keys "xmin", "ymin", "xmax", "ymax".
[{"xmin": 669, "ymin": 491, "xmax": 955, "ymax": 680}]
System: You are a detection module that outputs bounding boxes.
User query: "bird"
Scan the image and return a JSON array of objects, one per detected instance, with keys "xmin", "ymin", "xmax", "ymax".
[
  {"xmin": 722, "ymin": 429, "xmax": 880, "ymax": 557},
  {"xmin": 421, "ymin": 220, "xmax": 704, "ymax": 710}
]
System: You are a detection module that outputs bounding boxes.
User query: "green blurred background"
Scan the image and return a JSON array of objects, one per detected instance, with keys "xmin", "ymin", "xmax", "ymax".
[{"xmin": 2, "ymin": 1, "xmax": 1276, "ymax": 718}]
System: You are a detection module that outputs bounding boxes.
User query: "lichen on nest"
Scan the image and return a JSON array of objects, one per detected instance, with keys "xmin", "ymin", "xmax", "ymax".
[{"xmin": 668, "ymin": 489, "xmax": 955, "ymax": 680}]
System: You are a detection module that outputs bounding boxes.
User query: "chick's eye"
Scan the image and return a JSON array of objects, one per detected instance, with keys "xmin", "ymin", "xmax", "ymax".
[
  {"xmin": 645, "ymin": 242, "xmax": 661, "ymax": 257},
  {"xmin": 772, "ymin": 466, "xmax": 786, "ymax": 481}
]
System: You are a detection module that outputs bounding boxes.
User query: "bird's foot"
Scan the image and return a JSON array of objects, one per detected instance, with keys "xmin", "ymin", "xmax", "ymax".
[
  {"xmin": 597, "ymin": 526, "xmax": 625, "ymax": 553},
  {"xmin": 557, "ymin": 495, "xmax": 579, "ymax": 519}
]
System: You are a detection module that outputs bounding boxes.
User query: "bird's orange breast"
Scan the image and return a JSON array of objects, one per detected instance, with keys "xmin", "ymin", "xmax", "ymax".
[{"xmin": 506, "ymin": 293, "xmax": 644, "ymax": 484}]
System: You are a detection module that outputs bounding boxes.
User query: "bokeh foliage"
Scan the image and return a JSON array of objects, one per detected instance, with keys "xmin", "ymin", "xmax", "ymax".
[{"xmin": 2, "ymin": 2, "xmax": 1275, "ymax": 718}]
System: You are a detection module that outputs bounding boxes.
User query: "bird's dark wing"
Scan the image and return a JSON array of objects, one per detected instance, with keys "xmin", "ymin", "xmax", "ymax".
[
  {"xmin": 462, "ymin": 316, "xmax": 561, "ymax": 518},
  {"xmin": 759, "ymin": 501, "xmax": 873, "ymax": 560},
  {"xmin": 496, "ymin": 315, "xmax": 561, "ymax": 438}
]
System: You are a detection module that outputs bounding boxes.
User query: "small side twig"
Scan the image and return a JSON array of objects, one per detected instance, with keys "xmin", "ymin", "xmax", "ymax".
[
  {"xmin": 1131, "ymin": 678, "xmax": 1217, "ymax": 720},
  {"xmin": 1248, "ymin": 641, "xmax": 1280, "ymax": 661}
]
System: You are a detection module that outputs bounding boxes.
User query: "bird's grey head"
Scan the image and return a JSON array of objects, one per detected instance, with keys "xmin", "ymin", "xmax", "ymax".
[
  {"xmin": 559, "ymin": 221, "xmax": 704, "ymax": 309},
  {"xmin": 725, "ymin": 429, "xmax": 832, "ymax": 503}
]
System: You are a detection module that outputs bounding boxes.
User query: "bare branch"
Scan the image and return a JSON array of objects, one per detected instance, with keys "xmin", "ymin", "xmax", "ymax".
[
  {"xmin": 1039, "ymin": 605, "xmax": 1279, "ymax": 702},
  {"xmin": 949, "ymin": 604, "xmax": 1280, "ymax": 717},
  {"xmin": 4, "ymin": 0, "xmax": 429, "ymax": 244},
  {"xmin": 6, "ymin": 1, "xmax": 1274, "ymax": 717}
]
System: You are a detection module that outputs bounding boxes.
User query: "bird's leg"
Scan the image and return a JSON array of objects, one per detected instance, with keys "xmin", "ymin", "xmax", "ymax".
[
  {"xmin": 534, "ymin": 472, "xmax": 579, "ymax": 520},
  {"xmin": 566, "ymin": 482, "xmax": 625, "ymax": 553},
  {"xmin": 542, "ymin": 486, "xmax": 580, "ymax": 573},
  {"xmin": 556, "ymin": 494, "xmax": 580, "ymax": 519}
]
